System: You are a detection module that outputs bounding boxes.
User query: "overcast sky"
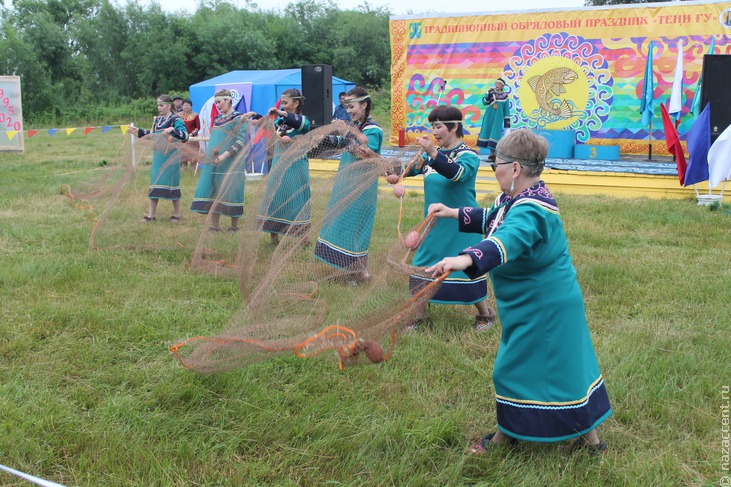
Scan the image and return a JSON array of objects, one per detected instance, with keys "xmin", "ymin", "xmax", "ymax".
[{"xmin": 138, "ymin": 0, "xmax": 587, "ymax": 16}]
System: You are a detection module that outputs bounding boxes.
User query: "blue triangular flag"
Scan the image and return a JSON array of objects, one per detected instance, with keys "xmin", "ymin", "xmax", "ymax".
[
  {"xmin": 684, "ymin": 103, "xmax": 711, "ymax": 186},
  {"xmin": 234, "ymin": 96, "xmax": 247, "ymax": 114},
  {"xmin": 640, "ymin": 42, "xmax": 655, "ymax": 126}
]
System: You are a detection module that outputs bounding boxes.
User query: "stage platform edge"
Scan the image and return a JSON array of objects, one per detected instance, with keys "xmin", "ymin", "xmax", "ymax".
[{"xmin": 308, "ymin": 157, "xmax": 730, "ymax": 203}]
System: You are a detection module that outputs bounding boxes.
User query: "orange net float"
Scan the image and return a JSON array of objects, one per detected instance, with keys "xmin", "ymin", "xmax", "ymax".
[{"xmin": 392, "ymin": 184, "xmax": 405, "ymax": 198}]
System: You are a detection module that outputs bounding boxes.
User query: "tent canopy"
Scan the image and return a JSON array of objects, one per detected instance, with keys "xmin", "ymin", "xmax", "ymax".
[{"xmin": 189, "ymin": 68, "xmax": 356, "ymax": 116}]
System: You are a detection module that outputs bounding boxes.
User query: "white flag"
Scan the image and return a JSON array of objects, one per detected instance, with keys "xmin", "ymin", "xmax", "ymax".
[
  {"xmin": 668, "ymin": 40, "xmax": 684, "ymax": 119},
  {"xmin": 708, "ymin": 123, "xmax": 731, "ymax": 188}
]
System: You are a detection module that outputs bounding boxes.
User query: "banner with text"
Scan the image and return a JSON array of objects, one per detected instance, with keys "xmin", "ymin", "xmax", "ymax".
[{"xmin": 389, "ymin": 2, "xmax": 731, "ymax": 154}]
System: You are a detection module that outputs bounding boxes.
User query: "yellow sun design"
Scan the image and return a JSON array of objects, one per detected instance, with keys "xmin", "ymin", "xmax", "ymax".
[{"xmin": 519, "ymin": 56, "xmax": 589, "ymax": 130}]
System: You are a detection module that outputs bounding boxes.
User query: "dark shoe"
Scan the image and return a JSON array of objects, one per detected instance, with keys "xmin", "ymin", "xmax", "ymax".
[
  {"xmin": 404, "ymin": 316, "xmax": 426, "ymax": 333},
  {"xmin": 561, "ymin": 437, "xmax": 608, "ymax": 456},
  {"xmin": 467, "ymin": 432, "xmax": 517, "ymax": 454},
  {"xmin": 346, "ymin": 271, "xmax": 371, "ymax": 287},
  {"xmin": 140, "ymin": 215, "xmax": 155, "ymax": 223},
  {"xmin": 487, "ymin": 154, "xmax": 496, "ymax": 162},
  {"xmin": 170, "ymin": 216, "xmax": 180, "ymax": 223},
  {"xmin": 228, "ymin": 226, "xmax": 239, "ymax": 233},
  {"xmin": 209, "ymin": 226, "xmax": 222, "ymax": 232},
  {"xmin": 475, "ymin": 308, "xmax": 497, "ymax": 331}
]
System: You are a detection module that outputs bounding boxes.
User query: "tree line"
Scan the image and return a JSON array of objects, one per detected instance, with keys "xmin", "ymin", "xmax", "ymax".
[
  {"xmin": 0, "ymin": 0, "xmax": 391, "ymax": 123},
  {"xmin": 0, "ymin": 0, "xmax": 652, "ymax": 124}
]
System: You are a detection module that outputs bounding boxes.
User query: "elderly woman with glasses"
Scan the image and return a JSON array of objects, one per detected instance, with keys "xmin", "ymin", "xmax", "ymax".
[{"xmin": 426, "ymin": 129, "xmax": 612, "ymax": 455}]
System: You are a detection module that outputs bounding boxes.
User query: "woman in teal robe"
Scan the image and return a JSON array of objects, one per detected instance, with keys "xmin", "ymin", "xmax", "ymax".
[
  {"xmin": 314, "ymin": 87, "xmax": 383, "ymax": 283},
  {"xmin": 251, "ymin": 89, "xmax": 311, "ymax": 244},
  {"xmin": 130, "ymin": 94, "xmax": 188, "ymax": 223},
  {"xmin": 477, "ymin": 77, "xmax": 511, "ymax": 162},
  {"xmin": 190, "ymin": 89, "xmax": 248, "ymax": 232},
  {"xmin": 405, "ymin": 105, "xmax": 493, "ymax": 330},
  {"xmin": 426, "ymin": 129, "xmax": 611, "ymax": 453}
]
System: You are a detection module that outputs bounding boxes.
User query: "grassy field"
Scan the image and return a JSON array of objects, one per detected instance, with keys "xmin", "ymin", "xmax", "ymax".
[{"xmin": 1, "ymin": 131, "xmax": 730, "ymax": 486}]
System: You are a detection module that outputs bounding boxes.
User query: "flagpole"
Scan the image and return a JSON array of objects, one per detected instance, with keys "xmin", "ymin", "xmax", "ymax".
[
  {"xmin": 648, "ymin": 120, "xmax": 652, "ymax": 161},
  {"xmin": 435, "ymin": 79, "xmax": 447, "ymax": 105},
  {"xmin": 130, "ymin": 123, "xmax": 137, "ymax": 168}
]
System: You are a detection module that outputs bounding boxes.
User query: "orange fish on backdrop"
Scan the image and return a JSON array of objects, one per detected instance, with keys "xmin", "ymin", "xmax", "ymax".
[{"xmin": 527, "ymin": 67, "xmax": 578, "ymax": 119}]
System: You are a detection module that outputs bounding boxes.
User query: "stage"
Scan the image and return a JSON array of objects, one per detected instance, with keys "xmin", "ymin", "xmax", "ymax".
[{"xmin": 308, "ymin": 148, "xmax": 729, "ymax": 203}]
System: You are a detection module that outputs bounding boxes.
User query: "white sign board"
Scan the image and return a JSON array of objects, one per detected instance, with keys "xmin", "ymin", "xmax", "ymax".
[{"xmin": 0, "ymin": 76, "xmax": 23, "ymax": 152}]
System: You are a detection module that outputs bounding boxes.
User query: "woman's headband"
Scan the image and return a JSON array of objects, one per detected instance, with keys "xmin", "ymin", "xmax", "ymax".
[
  {"xmin": 495, "ymin": 148, "xmax": 544, "ymax": 167},
  {"xmin": 343, "ymin": 95, "xmax": 371, "ymax": 104},
  {"xmin": 431, "ymin": 119, "xmax": 463, "ymax": 125}
]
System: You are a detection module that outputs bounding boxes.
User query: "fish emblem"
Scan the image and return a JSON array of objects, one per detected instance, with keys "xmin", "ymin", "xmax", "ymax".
[{"xmin": 527, "ymin": 68, "xmax": 577, "ymax": 119}]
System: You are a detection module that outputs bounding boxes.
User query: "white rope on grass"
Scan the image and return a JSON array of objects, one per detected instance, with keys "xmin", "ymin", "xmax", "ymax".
[{"xmin": 0, "ymin": 463, "xmax": 67, "ymax": 487}]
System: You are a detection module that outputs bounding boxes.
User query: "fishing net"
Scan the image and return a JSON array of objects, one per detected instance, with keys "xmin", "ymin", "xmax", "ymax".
[
  {"xmin": 174, "ymin": 117, "xmax": 448, "ymax": 372},
  {"xmin": 64, "ymin": 115, "xmax": 447, "ymax": 371},
  {"xmin": 62, "ymin": 129, "xmax": 211, "ymax": 251}
]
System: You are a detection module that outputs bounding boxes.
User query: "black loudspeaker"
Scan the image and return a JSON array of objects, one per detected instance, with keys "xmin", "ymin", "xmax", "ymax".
[
  {"xmin": 301, "ymin": 64, "xmax": 333, "ymax": 129},
  {"xmin": 701, "ymin": 54, "xmax": 731, "ymax": 144}
]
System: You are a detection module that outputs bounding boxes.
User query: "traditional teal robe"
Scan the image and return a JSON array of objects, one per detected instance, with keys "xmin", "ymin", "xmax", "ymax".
[
  {"xmin": 314, "ymin": 117, "xmax": 383, "ymax": 270},
  {"xmin": 459, "ymin": 182, "xmax": 612, "ymax": 442},
  {"xmin": 407, "ymin": 142, "xmax": 488, "ymax": 304},
  {"xmin": 256, "ymin": 112, "xmax": 311, "ymax": 237},
  {"xmin": 137, "ymin": 114, "xmax": 188, "ymax": 200},
  {"xmin": 191, "ymin": 111, "xmax": 247, "ymax": 216}
]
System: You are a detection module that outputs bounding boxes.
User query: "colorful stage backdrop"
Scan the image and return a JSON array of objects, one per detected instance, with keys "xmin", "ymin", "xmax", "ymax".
[{"xmin": 389, "ymin": 1, "xmax": 731, "ymax": 155}]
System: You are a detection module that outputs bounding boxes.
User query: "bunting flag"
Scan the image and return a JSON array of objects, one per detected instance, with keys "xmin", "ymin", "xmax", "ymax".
[
  {"xmin": 660, "ymin": 102, "xmax": 687, "ymax": 186},
  {"xmin": 690, "ymin": 36, "xmax": 716, "ymax": 117},
  {"xmin": 684, "ymin": 103, "xmax": 710, "ymax": 187},
  {"xmin": 640, "ymin": 41, "xmax": 655, "ymax": 126},
  {"xmin": 708, "ymin": 123, "xmax": 731, "ymax": 188},
  {"xmin": 0, "ymin": 124, "xmax": 142, "ymax": 140},
  {"xmin": 668, "ymin": 39, "xmax": 684, "ymax": 121}
]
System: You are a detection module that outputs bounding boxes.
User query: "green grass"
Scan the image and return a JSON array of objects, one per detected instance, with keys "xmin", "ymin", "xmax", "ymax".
[{"xmin": 1, "ymin": 132, "xmax": 730, "ymax": 486}]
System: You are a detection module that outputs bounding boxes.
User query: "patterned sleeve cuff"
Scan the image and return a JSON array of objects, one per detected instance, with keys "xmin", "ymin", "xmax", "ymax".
[
  {"xmin": 458, "ymin": 207, "xmax": 488, "ymax": 234},
  {"xmin": 428, "ymin": 152, "xmax": 462, "ymax": 180},
  {"xmin": 229, "ymin": 140, "xmax": 245, "ymax": 154},
  {"xmin": 460, "ymin": 238, "xmax": 503, "ymax": 278},
  {"xmin": 284, "ymin": 112, "xmax": 304, "ymax": 130}
]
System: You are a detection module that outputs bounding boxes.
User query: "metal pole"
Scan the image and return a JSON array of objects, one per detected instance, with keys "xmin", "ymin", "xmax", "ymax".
[
  {"xmin": 130, "ymin": 123, "xmax": 137, "ymax": 168},
  {"xmin": 648, "ymin": 119, "xmax": 652, "ymax": 161}
]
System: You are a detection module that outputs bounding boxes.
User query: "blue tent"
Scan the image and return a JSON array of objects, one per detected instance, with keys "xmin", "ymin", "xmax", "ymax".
[{"xmin": 189, "ymin": 68, "xmax": 356, "ymax": 115}]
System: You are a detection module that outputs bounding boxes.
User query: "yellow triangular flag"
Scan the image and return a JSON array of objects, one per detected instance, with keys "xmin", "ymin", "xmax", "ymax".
[
  {"xmin": 66, "ymin": 128, "xmax": 77, "ymax": 136},
  {"xmin": 120, "ymin": 125, "xmax": 129, "ymax": 135},
  {"xmin": 7, "ymin": 131, "xmax": 18, "ymax": 141}
]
